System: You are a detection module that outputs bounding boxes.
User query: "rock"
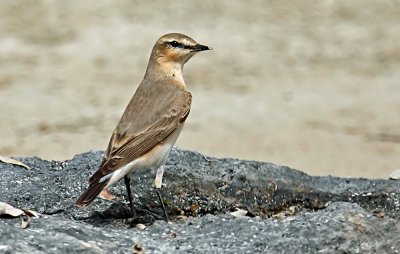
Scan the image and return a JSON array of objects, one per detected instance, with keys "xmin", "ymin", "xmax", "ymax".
[
  {"xmin": 1, "ymin": 148, "xmax": 400, "ymax": 253},
  {"xmin": 390, "ymin": 169, "xmax": 400, "ymax": 180}
]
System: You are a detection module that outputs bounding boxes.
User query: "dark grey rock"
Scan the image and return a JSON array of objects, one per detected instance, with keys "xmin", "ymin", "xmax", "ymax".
[{"xmin": 1, "ymin": 148, "xmax": 400, "ymax": 253}]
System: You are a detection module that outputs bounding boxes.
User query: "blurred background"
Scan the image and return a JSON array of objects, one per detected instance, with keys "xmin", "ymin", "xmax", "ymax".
[{"xmin": 0, "ymin": 0, "xmax": 399, "ymax": 178}]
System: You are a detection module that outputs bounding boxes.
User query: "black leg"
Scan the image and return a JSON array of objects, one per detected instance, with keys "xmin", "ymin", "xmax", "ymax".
[
  {"xmin": 124, "ymin": 176, "xmax": 136, "ymax": 219},
  {"xmin": 156, "ymin": 189, "xmax": 169, "ymax": 222}
]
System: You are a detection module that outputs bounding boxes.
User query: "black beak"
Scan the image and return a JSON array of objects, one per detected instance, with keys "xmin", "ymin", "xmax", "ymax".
[{"xmin": 190, "ymin": 44, "xmax": 212, "ymax": 52}]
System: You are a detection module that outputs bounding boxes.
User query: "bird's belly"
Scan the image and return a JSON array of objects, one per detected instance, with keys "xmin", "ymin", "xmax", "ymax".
[
  {"xmin": 106, "ymin": 125, "xmax": 183, "ymax": 186},
  {"xmin": 140, "ymin": 125, "xmax": 183, "ymax": 169},
  {"xmin": 141, "ymin": 141, "xmax": 174, "ymax": 169}
]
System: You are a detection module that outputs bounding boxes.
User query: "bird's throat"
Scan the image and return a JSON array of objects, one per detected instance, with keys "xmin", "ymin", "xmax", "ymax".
[{"xmin": 146, "ymin": 60, "xmax": 186, "ymax": 86}]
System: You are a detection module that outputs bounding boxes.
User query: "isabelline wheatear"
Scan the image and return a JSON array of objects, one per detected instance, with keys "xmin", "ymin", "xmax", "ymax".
[{"xmin": 75, "ymin": 33, "xmax": 211, "ymax": 222}]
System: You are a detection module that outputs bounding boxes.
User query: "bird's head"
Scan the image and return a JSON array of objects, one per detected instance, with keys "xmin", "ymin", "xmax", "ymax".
[{"xmin": 150, "ymin": 33, "xmax": 211, "ymax": 66}]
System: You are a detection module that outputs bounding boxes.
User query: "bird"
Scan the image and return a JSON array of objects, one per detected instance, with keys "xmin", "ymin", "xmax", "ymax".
[{"xmin": 75, "ymin": 33, "xmax": 211, "ymax": 223}]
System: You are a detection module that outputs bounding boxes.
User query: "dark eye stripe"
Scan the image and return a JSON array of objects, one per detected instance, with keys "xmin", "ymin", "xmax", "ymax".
[{"xmin": 168, "ymin": 40, "xmax": 182, "ymax": 48}]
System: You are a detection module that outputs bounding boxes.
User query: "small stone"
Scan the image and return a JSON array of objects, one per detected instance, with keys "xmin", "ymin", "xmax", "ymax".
[
  {"xmin": 389, "ymin": 169, "xmax": 400, "ymax": 180},
  {"xmin": 135, "ymin": 223, "xmax": 146, "ymax": 230},
  {"xmin": 132, "ymin": 242, "xmax": 144, "ymax": 254},
  {"xmin": 230, "ymin": 208, "xmax": 248, "ymax": 218}
]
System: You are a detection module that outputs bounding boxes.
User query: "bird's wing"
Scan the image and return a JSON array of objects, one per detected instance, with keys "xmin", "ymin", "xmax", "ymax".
[{"xmin": 89, "ymin": 83, "xmax": 191, "ymax": 184}]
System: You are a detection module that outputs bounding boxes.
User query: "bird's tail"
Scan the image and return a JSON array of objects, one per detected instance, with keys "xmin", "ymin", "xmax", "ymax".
[{"xmin": 75, "ymin": 179, "xmax": 110, "ymax": 207}]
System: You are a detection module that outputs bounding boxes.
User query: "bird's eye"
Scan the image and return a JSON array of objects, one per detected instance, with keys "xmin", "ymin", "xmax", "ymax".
[{"xmin": 169, "ymin": 40, "xmax": 180, "ymax": 48}]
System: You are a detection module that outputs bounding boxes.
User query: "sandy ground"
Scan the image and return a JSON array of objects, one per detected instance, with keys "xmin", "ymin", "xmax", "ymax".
[{"xmin": 1, "ymin": 0, "xmax": 399, "ymax": 178}]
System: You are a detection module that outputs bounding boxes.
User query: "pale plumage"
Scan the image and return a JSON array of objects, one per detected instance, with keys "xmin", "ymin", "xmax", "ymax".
[{"xmin": 75, "ymin": 33, "xmax": 210, "ymax": 220}]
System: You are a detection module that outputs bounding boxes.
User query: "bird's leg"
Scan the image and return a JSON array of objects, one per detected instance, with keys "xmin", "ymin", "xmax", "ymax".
[
  {"xmin": 154, "ymin": 165, "xmax": 164, "ymax": 189},
  {"xmin": 154, "ymin": 165, "xmax": 169, "ymax": 222},
  {"xmin": 124, "ymin": 176, "xmax": 137, "ymax": 220}
]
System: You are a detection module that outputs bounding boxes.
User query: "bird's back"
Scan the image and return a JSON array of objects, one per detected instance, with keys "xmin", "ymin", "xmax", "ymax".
[{"xmin": 115, "ymin": 77, "xmax": 191, "ymax": 138}]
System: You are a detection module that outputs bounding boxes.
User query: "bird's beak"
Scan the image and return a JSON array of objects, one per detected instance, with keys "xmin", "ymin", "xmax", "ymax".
[{"xmin": 190, "ymin": 44, "xmax": 212, "ymax": 52}]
